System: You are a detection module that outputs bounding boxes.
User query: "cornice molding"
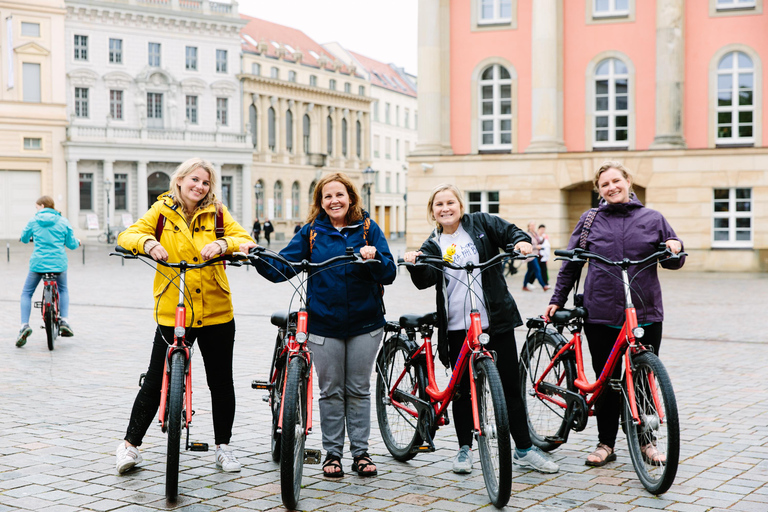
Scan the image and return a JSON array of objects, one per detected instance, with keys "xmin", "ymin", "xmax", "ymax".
[
  {"xmin": 14, "ymin": 42, "xmax": 50, "ymax": 56},
  {"xmin": 68, "ymin": 68, "xmax": 99, "ymax": 87},
  {"xmin": 239, "ymin": 74, "xmax": 373, "ymax": 107}
]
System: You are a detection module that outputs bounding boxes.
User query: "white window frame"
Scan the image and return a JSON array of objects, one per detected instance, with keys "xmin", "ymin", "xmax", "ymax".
[
  {"xmin": 22, "ymin": 63, "xmax": 41, "ymax": 103},
  {"xmin": 74, "ymin": 34, "xmax": 88, "ymax": 61},
  {"xmin": 147, "ymin": 92, "xmax": 163, "ymax": 127},
  {"xmin": 109, "ymin": 90, "xmax": 123, "ymax": 120},
  {"xmin": 593, "ymin": 0, "xmax": 630, "ymax": 17},
  {"xmin": 291, "ymin": 181, "xmax": 300, "ymax": 218},
  {"xmin": 271, "ymin": 67, "xmax": 279, "ymax": 79},
  {"xmin": 186, "ymin": 46, "xmax": 198, "ymax": 71},
  {"xmin": 148, "ymin": 42, "xmax": 161, "ymax": 67},
  {"xmin": 712, "ymin": 188, "xmax": 752, "ymax": 248},
  {"xmin": 593, "ymin": 58, "xmax": 629, "ymax": 149},
  {"xmin": 329, "ymin": 79, "xmax": 337, "ymax": 90},
  {"xmin": 21, "ymin": 22, "xmax": 40, "ymax": 37},
  {"xmin": 221, "ymin": 176, "xmax": 233, "ymax": 209},
  {"xmin": 114, "ymin": 173, "xmax": 128, "ymax": 211},
  {"xmin": 478, "ymin": 64, "xmax": 512, "ymax": 151},
  {"xmin": 274, "ymin": 181, "xmax": 284, "ymax": 219},
  {"xmin": 23, "ymin": 137, "xmax": 42, "ymax": 150},
  {"xmin": 288, "ymin": 70, "xmax": 296, "ymax": 82},
  {"xmin": 74, "ymin": 87, "xmax": 89, "ymax": 117},
  {"xmin": 716, "ymin": 51, "xmax": 755, "ymax": 146},
  {"xmin": 467, "ymin": 191, "xmax": 500, "ymax": 214},
  {"xmin": 251, "ymin": 62, "xmax": 260, "ymax": 76},
  {"xmin": 216, "ymin": 97, "xmax": 228, "ymax": 126},
  {"xmin": 344, "ymin": 82, "xmax": 351, "ymax": 93},
  {"xmin": 109, "ymin": 38, "xmax": 122, "ymax": 64},
  {"xmin": 359, "ymin": 85, "xmax": 365, "ymax": 96},
  {"xmin": 216, "ymin": 49, "xmax": 227, "ymax": 73},
  {"xmin": 309, "ymin": 75, "xmax": 317, "ymax": 86},
  {"xmin": 478, "ymin": 0, "xmax": 512, "ymax": 25},
  {"xmin": 716, "ymin": 0, "xmax": 756, "ymax": 9},
  {"xmin": 373, "ymin": 135, "xmax": 380, "ymax": 158},
  {"xmin": 80, "ymin": 173, "xmax": 94, "ymax": 210},
  {"xmin": 186, "ymin": 95, "xmax": 198, "ymax": 124}
]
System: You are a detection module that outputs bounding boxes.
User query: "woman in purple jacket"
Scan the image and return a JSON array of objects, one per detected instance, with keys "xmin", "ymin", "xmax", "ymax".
[{"xmin": 545, "ymin": 161, "xmax": 685, "ymax": 467}]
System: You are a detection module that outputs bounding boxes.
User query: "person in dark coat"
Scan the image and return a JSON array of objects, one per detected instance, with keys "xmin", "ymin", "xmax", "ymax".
[
  {"xmin": 252, "ymin": 218, "xmax": 261, "ymax": 243},
  {"xmin": 262, "ymin": 218, "xmax": 274, "ymax": 246},
  {"xmin": 546, "ymin": 161, "xmax": 685, "ymax": 467},
  {"xmin": 403, "ymin": 183, "xmax": 559, "ymax": 475}
]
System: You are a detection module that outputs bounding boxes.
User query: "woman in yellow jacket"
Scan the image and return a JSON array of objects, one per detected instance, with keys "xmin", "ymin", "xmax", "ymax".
[{"xmin": 114, "ymin": 158, "xmax": 253, "ymax": 475}]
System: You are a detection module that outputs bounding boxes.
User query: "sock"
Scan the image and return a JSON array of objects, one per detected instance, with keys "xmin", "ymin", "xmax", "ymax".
[{"xmin": 515, "ymin": 446, "xmax": 532, "ymax": 457}]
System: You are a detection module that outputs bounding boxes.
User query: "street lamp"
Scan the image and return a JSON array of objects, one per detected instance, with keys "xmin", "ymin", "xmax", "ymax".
[
  {"xmin": 103, "ymin": 179, "xmax": 113, "ymax": 243},
  {"xmin": 363, "ymin": 166, "xmax": 375, "ymax": 212}
]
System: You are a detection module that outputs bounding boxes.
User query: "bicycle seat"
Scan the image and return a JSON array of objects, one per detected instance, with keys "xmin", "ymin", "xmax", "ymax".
[
  {"xmin": 550, "ymin": 307, "xmax": 587, "ymax": 325},
  {"xmin": 271, "ymin": 310, "xmax": 298, "ymax": 327},
  {"xmin": 400, "ymin": 312, "xmax": 437, "ymax": 329}
]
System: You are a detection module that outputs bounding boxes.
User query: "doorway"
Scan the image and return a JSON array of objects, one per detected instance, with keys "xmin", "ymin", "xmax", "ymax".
[{"xmin": 148, "ymin": 171, "xmax": 170, "ymax": 206}]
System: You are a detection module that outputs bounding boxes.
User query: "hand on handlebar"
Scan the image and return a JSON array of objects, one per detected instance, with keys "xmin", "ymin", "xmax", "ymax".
[
  {"xmin": 239, "ymin": 241, "xmax": 258, "ymax": 254},
  {"xmin": 515, "ymin": 241, "xmax": 533, "ymax": 256},
  {"xmin": 360, "ymin": 245, "xmax": 377, "ymax": 260},
  {"xmin": 544, "ymin": 304, "xmax": 560, "ymax": 322},
  {"xmin": 201, "ymin": 241, "xmax": 223, "ymax": 261},
  {"xmin": 665, "ymin": 239, "xmax": 682, "ymax": 255},
  {"xmin": 148, "ymin": 244, "xmax": 169, "ymax": 262},
  {"xmin": 403, "ymin": 250, "xmax": 422, "ymax": 263}
]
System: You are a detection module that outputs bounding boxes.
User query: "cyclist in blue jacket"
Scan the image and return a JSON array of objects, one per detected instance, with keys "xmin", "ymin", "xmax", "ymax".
[
  {"xmin": 241, "ymin": 172, "xmax": 396, "ymax": 478},
  {"xmin": 17, "ymin": 196, "xmax": 80, "ymax": 347}
]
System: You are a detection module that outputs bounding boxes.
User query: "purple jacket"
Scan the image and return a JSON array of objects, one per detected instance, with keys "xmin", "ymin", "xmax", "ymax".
[{"xmin": 549, "ymin": 196, "xmax": 685, "ymax": 326}]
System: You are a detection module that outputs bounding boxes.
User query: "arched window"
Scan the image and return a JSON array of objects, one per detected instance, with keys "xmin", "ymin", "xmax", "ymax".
[
  {"xmin": 594, "ymin": 58, "xmax": 628, "ymax": 148},
  {"xmin": 254, "ymin": 179, "xmax": 264, "ymax": 219},
  {"xmin": 291, "ymin": 181, "xmax": 300, "ymax": 219},
  {"xmin": 356, "ymin": 120, "xmax": 362, "ymax": 158},
  {"xmin": 286, "ymin": 109, "xmax": 294, "ymax": 153},
  {"xmin": 326, "ymin": 116, "xmax": 333, "ymax": 155},
  {"xmin": 341, "ymin": 118, "xmax": 348, "ymax": 157},
  {"xmin": 309, "ymin": 180, "xmax": 317, "ymax": 204},
  {"xmin": 303, "ymin": 114, "xmax": 311, "ymax": 153},
  {"xmin": 268, "ymin": 107, "xmax": 276, "ymax": 152},
  {"xmin": 717, "ymin": 51, "xmax": 754, "ymax": 145},
  {"xmin": 274, "ymin": 180, "xmax": 283, "ymax": 219},
  {"xmin": 479, "ymin": 64, "xmax": 512, "ymax": 151},
  {"xmin": 249, "ymin": 104, "xmax": 257, "ymax": 148}
]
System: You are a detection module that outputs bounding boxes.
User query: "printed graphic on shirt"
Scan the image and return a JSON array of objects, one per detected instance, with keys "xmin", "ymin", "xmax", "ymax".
[
  {"xmin": 443, "ymin": 244, "xmax": 457, "ymax": 262},
  {"xmin": 443, "ymin": 240, "xmax": 478, "ymax": 265}
]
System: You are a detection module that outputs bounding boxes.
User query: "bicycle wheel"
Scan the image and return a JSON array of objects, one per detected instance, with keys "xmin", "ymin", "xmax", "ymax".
[
  {"xmin": 375, "ymin": 334, "xmax": 428, "ymax": 461},
  {"xmin": 280, "ymin": 356, "xmax": 308, "ymax": 510},
  {"xmin": 43, "ymin": 287, "xmax": 57, "ymax": 351},
  {"xmin": 269, "ymin": 332, "xmax": 286, "ymax": 462},
  {"xmin": 166, "ymin": 351, "xmax": 186, "ymax": 502},
  {"xmin": 519, "ymin": 330, "xmax": 577, "ymax": 451},
  {"xmin": 623, "ymin": 352, "xmax": 679, "ymax": 495},
  {"xmin": 474, "ymin": 357, "xmax": 512, "ymax": 509}
]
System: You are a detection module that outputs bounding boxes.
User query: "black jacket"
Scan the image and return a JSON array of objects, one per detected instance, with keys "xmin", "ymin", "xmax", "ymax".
[{"xmin": 407, "ymin": 212, "xmax": 530, "ymax": 366}]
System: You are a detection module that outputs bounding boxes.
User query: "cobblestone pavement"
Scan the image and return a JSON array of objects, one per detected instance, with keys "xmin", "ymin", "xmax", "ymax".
[{"xmin": 1, "ymin": 240, "xmax": 767, "ymax": 511}]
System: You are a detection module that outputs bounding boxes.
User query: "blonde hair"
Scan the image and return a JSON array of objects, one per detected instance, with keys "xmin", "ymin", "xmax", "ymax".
[
  {"xmin": 307, "ymin": 172, "xmax": 364, "ymax": 225},
  {"xmin": 427, "ymin": 183, "xmax": 465, "ymax": 226},
  {"xmin": 593, "ymin": 160, "xmax": 633, "ymax": 192},
  {"xmin": 168, "ymin": 158, "xmax": 218, "ymax": 215},
  {"xmin": 36, "ymin": 195, "xmax": 55, "ymax": 209}
]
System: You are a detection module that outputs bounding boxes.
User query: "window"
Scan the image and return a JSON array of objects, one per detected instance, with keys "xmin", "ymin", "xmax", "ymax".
[
  {"xmin": 147, "ymin": 92, "xmax": 163, "ymax": 126},
  {"xmin": 288, "ymin": 70, "xmax": 296, "ymax": 82},
  {"xmin": 359, "ymin": 85, "xmax": 365, "ymax": 96},
  {"xmin": 74, "ymin": 87, "xmax": 88, "ymax": 117},
  {"xmin": 216, "ymin": 49, "xmax": 227, "ymax": 73},
  {"xmin": 309, "ymin": 75, "xmax": 317, "ymax": 86},
  {"xmin": 405, "ymin": 140, "xmax": 410, "ymax": 156},
  {"xmin": 109, "ymin": 90, "xmax": 123, "ymax": 120},
  {"xmin": 329, "ymin": 79, "xmax": 337, "ymax": 90},
  {"xmin": 249, "ymin": 104, "xmax": 257, "ymax": 147},
  {"xmin": 79, "ymin": 173, "xmax": 93, "ymax": 210},
  {"xmin": 286, "ymin": 110, "xmax": 294, "ymax": 153},
  {"xmin": 109, "ymin": 39, "xmax": 122, "ymax": 64},
  {"xmin": 186, "ymin": 95, "xmax": 198, "ymax": 124},
  {"xmin": 717, "ymin": 51, "xmax": 754, "ymax": 145},
  {"xmin": 21, "ymin": 22, "xmax": 40, "ymax": 37},
  {"xmin": 186, "ymin": 46, "xmax": 197, "ymax": 71},
  {"xmin": 717, "ymin": 0, "xmax": 756, "ymax": 9},
  {"xmin": 274, "ymin": 181, "xmax": 283, "ymax": 219},
  {"xmin": 373, "ymin": 101, "xmax": 379, "ymax": 121},
  {"xmin": 386, "ymin": 172, "xmax": 391, "ymax": 193},
  {"xmin": 396, "ymin": 106, "xmax": 400, "ymax": 126},
  {"xmin": 593, "ymin": 0, "xmax": 629, "ymax": 17},
  {"xmin": 268, "ymin": 107, "xmax": 276, "ymax": 151},
  {"xmin": 713, "ymin": 188, "xmax": 752, "ymax": 247},
  {"xmin": 479, "ymin": 0, "xmax": 512, "ymax": 24},
  {"xmin": 405, "ymin": 109, "xmax": 410, "ymax": 128},
  {"xmin": 221, "ymin": 176, "xmax": 233, "ymax": 208},
  {"xmin": 148, "ymin": 42, "xmax": 161, "ymax": 67},
  {"xmin": 341, "ymin": 118, "xmax": 348, "ymax": 157},
  {"xmin": 74, "ymin": 35, "xmax": 88, "ymax": 60},
  {"xmin": 327, "ymin": 116, "xmax": 333, "ymax": 155},
  {"xmin": 468, "ymin": 191, "xmax": 500, "ymax": 214},
  {"xmin": 271, "ymin": 67, "xmax": 279, "ymax": 79},
  {"xmin": 303, "ymin": 114, "xmax": 311, "ymax": 153},
  {"xmin": 385, "ymin": 137, "xmax": 391, "ymax": 159},
  {"xmin": 356, "ymin": 120, "xmax": 362, "ymax": 158},
  {"xmin": 479, "ymin": 64, "xmax": 512, "ymax": 150},
  {"xmin": 292, "ymin": 182, "xmax": 300, "ymax": 218},
  {"xmin": 255, "ymin": 180, "xmax": 265, "ymax": 219},
  {"xmin": 216, "ymin": 98, "xmax": 228, "ymax": 126},
  {"xmin": 415, "ymin": 110, "xmax": 418, "ymax": 129},
  {"xmin": 22, "ymin": 63, "xmax": 41, "ymax": 103},
  {"xmin": 344, "ymin": 82, "xmax": 351, "ymax": 93},
  {"xmin": 115, "ymin": 173, "xmax": 127, "ymax": 210},
  {"xmin": 374, "ymin": 135, "xmax": 380, "ymax": 158},
  {"xmin": 23, "ymin": 137, "xmax": 42, "ymax": 150},
  {"xmin": 385, "ymin": 103, "xmax": 391, "ymax": 124},
  {"xmin": 594, "ymin": 58, "xmax": 629, "ymax": 147},
  {"xmin": 396, "ymin": 139, "xmax": 400, "ymax": 160},
  {"xmin": 252, "ymin": 62, "xmax": 261, "ymax": 75}
]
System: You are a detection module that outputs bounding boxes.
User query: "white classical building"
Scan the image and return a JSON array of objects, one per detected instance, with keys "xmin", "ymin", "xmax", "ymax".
[
  {"xmin": 63, "ymin": 0, "xmax": 252, "ymax": 238},
  {"xmin": 324, "ymin": 43, "xmax": 417, "ymax": 239}
]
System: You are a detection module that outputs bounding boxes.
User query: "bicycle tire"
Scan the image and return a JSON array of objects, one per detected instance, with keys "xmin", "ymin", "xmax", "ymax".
[
  {"xmin": 270, "ymin": 331, "xmax": 286, "ymax": 463},
  {"xmin": 623, "ymin": 351, "xmax": 679, "ymax": 495},
  {"xmin": 375, "ymin": 333, "xmax": 429, "ymax": 461},
  {"xmin": 166, "ymin": 351, "xmax": 185, "ymax": 502},
  {"xmin": 43, "ymin": 287, "xmax": 57, "ymax": 351},
  {"xmin": 280, "ymin": 356, "xmax": 307, "ymax": 510},
  {"xmin": 474, "ymin": 357, "xmax": 512, "ymax": 509},
  {"xmin": 519, "ymin": 329, "xmax": 577, "ymax": 451}
]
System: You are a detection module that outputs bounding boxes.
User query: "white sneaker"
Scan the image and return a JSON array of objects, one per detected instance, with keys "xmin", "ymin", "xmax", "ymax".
[
  {"xmin": 215, "ymin": 444, "xmax": 242, "ymax": 472},
  {"xmin": 452, "ymin": 445, "xmax": 473, "ymax": 474},
  {"xmin": 116, "ymin": 442, "xmax": 142, "ymax": 474},
  {"xmin": 513, "ymin": 446, "xmax": 559, "ymax": 474}
]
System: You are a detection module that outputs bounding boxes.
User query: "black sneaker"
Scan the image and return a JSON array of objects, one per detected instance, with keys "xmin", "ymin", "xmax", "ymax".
[
  {"xmin": 16, "ymin": 325, "xmax": 32, "ymax": 347},
  {"xmin": 59, "ymin": 320, "xmax": 74, "ymax": 337}
]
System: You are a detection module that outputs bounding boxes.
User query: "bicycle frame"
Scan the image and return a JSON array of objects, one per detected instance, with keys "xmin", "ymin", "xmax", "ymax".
[
  {"xmin": 274, "ymin": 309, "xmax": 315, "ymax": 437},
  {"xmin": 40, "ymin": 274, "xmax": 60, "ymax": 325}
]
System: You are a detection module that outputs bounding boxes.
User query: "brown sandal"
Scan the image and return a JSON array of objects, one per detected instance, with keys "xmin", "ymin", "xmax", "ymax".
[
  {"xmin": 322, "ymin": 454, "xmax": 344, "ymax": 478},
  {"xmin": 641, "ymin": 443, "xmax": 666, "ymax": 466},
  {"xmin": 351, "ymin": 452, "xmax": 378, "ymax": 477},
  {"xmin": 585, "ymin": 443, "xmax": 616, "ymax": 467}
]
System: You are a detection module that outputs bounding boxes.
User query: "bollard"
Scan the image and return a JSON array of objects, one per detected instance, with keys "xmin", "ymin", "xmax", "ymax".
[{"xmin": 82, "ymin": 243, "xmax": 85, "ymax": 265}]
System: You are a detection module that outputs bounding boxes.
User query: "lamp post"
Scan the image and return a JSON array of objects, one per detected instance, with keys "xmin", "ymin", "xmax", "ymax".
[
  {"xmin": 104, "ymin": 178, "xmax": 112, "ymax": 241},
  {"xmin": 254, "ymin": 182, "xmax": 262, "ymax": 220},
  {"xmin": 363, "ymin": 166, "xmax": 375, "ymax": 212}
]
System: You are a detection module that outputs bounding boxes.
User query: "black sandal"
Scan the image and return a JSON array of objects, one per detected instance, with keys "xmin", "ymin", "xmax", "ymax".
[
  {"xmin": 351, "ymin": 452, "xmax": 378, "ymax": 477},
  {"xmin": 322, "ymin": 454, "xmax": 344, "ymax": 478}
]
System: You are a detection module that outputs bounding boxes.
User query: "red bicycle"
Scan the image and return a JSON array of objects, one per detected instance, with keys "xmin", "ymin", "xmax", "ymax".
[
  {"xmin": 33, "ymin": 273, "xmax": 60, "ymax": 351},
  {"xmin": 111, "ymin": 247, "xmax": 245, "ymax": 501},
  {"xmin": 377, "ymin": 247, "xmax": 526, "ymax": 509},
  {"xmin": 520, "ymin": 245, "xmax": 685, "ymax": 495}
]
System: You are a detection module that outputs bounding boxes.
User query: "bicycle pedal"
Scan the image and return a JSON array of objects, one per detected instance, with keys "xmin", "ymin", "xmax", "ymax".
[
  {"xmin": 304, "ymin": 449, "xmax": 322, "ymax": 464},
  {"xmin": 252, "ymin": 379, "xmax": 271, "ymax": 390},
  {"xmin": 261, "ymin": 394, "xmax": 270, "ymax": 403},
  {"xmin": 189, "ymin": 442, "xmax": 209, "ymax": 452},
  {"xmin": 544, "ymin": 436, "xmax": 566, "ymax": 445},
  {"xmin": 609, "ymin": 379, "xmax": 622, "ymax": 392},
  {"xmin": 138, "ymin": 373, "xmax": 146, "ymax": 387},
  {"xmin": 410, "ymin": 444, "xmax": 434, "ymax": 454},
  {"xmin": 33, "ymin": 301, "xmax": 42, "ymax": 308}
]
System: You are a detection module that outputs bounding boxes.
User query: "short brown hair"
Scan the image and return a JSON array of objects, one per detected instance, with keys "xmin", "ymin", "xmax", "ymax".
[
  {"xmin": 168, "ymin": 158, "xmax": 218, "ymax": 215},
  {"xmin": 36, "ymin": 196, "xmax": 55, "ymax": 209},
  {"xmin": 593, "ymin": 160, "xmax": 633, "ymax": 192},
  {"xmin": 307, "ymin": 172, "xmax": 363, "ymax": 225},
  {"xmin": 427, "ymin": 183, "xmax": 465, "ymax": 226}
]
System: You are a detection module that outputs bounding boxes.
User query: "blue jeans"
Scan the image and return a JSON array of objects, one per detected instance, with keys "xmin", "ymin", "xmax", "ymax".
[
  {"xmin": 20, "ymin": 271, "xmax": 69, "ymax": 325},
  {"xmin": 524, "ymin": 258, "xmax": 547, "ymax": 288}
]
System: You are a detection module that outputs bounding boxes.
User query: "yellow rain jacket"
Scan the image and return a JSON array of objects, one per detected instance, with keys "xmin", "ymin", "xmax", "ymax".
[{"xmin": 117, "ymin": 194, "xmax": 254, "ymax": 327}]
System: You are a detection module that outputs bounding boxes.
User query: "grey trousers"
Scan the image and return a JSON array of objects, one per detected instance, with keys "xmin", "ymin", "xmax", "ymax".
[{"xmin": 308, "ymin": 328, "xmax": 383, "ymax": 458}]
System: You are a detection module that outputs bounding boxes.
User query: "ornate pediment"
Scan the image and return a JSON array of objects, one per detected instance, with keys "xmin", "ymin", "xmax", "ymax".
[
  {"xmin": 15, "ymin": 42, "xmax": 49, "ymax": 56},
  {"xmin": 181, "ymin": 77, "xmax": 207, "ymax": 95},
  {"xmin": 103, "ymin": 71, "xmax": 133, "ymax": 90},
  {"xmin": 135, "ymin": 67, "xmax": 176, "ymax": 90},
  {"xmin": 210, "ymin": 80, "xmax": 238, "ymax": 97},
  {"xmin": 68, "ymin": 68, "xmax": 99, "ymax": 87}
]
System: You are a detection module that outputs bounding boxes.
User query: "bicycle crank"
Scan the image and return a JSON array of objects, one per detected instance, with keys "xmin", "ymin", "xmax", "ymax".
[{"xmin": 304, "ymin": 449, "xmax": 322, "ymax": 464}]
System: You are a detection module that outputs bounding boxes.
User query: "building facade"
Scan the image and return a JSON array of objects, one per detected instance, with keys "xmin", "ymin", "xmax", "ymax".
[
  {"xmin": 410, "ymin": 0, "xmax": 768, "ymax": 271},
  {"xmin": 0, "ymin": 0, "xmax": 67, "ymax": 239},
  {"xmin": 63, "ymin": 0, "xmax": 252, "ymax": 238},
  {"xmin": 240, "ymin": 16, "xmax": 372, "ymax": 241}
]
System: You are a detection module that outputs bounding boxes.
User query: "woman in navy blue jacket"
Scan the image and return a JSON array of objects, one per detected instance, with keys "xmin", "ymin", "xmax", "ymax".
[{"xmin": 241, "ymin": 172, "xmax": 396, "ymax": 478}]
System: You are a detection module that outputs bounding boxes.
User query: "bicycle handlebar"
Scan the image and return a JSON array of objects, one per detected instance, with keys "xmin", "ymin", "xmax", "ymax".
[
  {"xmin": 110, "ymin": 245, "xmax": 247, "ymax": 270},
  {"xmin": 554, "ymin": 244, "xmax": 686, "ymax": 269},
  {"xmin": 398, "ymin": 244, "xmax": 529, "ymax": 272},
  {"xmin": 242, "ymin": 245, "xmax": 374, "ymax": 272}
]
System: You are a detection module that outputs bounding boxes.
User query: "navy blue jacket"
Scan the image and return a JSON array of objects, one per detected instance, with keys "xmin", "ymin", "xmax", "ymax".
[{"xmin": 255, "ymin": 211, "xmax": 396, "ymax": 338}]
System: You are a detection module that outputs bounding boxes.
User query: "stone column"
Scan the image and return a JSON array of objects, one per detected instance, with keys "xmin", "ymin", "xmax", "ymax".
[
  {"xmin": 527, "ymin": 0, "xmax": 566, "ymax": 153},
  {"xmin": 103, "ymin": 160, "xmax": 115, "ymax": 231},
  {"xmin": 137, "ymin": 160, "xmax": 148, "ymax": 213},
  {"xmin": 66, "ymin": 159, "xmax": 79, "ymax": 225},
  {"xmin": 296, "ymin": 103, "xmax": 306, "ymax": 158},
  {"xmin": 241, "ymin": 163, "xmax": 253, "ymax": 226},
  {"xmin": 650, "ymin": 0, "xmax": 686, "ymax": 149},
  {"xmin": 212, "ymin": 162, "xmax": 222, "ymax": 200},
  {"xmin": 413, "ymin": 0, "xmax": 452, "ymax": 155}
]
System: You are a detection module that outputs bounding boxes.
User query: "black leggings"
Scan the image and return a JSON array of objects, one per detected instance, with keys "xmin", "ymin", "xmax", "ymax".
[
  {"xmin": 583, "ymin": 322, "xmax": 662, "ymax": 449},
  {"xmin": 448, "ymin": 329, "xmax": 532, "ymax": 450},
  {"xmin": 125, "ymin": 320, "xmax": 236, "ymax": 447}
]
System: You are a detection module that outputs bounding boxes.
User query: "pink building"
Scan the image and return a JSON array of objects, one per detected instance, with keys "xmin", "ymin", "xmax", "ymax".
[{"xmin": 410, "ymin": 0, "xmax": 768, "ymax": 271}]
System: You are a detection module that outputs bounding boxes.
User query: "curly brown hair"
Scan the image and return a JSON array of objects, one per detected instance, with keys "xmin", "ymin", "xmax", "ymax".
[{"xmin": 307, "ymin": 172, "xmax": 364, "ymax": 225}]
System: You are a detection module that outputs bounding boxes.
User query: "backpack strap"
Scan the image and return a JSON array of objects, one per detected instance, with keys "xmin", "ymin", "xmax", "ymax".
[
  {"xmin": 155, "ymin": 214, "xmax": 166, "ymax": 241},
  {"xmin": 578, "ymin": 208, "xmax": 599, "ymax": 250},
  {"xmin": 309, "ymin": 222, "xmax": 317, "ymax": 255},
  {"xmin": 215, "ymin": 202, "xmax": 224, "ymax": 238}
]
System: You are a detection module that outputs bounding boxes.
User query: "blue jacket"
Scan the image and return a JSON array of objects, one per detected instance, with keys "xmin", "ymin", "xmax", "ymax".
[
  {"xmin": 20, "ymin": 208, "xmax": 80, "ymax": 273},
  {"xmin": 255, "ymin": 211, "xmax": 396, "ymax": 338}
]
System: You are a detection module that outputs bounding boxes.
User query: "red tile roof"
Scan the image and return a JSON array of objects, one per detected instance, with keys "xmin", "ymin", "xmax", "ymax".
[{"xmin": 349, "ymin": 51, "xmax": 417, "ymax": 97}]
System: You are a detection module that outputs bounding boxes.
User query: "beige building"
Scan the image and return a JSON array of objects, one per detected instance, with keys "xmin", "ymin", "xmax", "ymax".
[
  {"xmin": 240, "ymin": 16, "xmax": 372, "ymax": 241},
  {"xmin": 0, "ymin": 0, "xmax": 67, "ymax": 239}
]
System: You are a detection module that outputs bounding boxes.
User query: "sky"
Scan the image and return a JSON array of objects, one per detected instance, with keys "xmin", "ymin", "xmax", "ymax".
[{"xmin": 238, "ymin": 0, "xmax": 418, "ymax": 75}]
